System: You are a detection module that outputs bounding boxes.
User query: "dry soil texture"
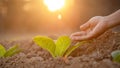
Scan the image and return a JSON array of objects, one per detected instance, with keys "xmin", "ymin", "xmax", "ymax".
[{"xmin": 0, "ymin": 30, "xmax": 120, "ymax": 68}]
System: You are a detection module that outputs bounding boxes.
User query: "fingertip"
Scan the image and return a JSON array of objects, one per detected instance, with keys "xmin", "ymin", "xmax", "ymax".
[
  {"xmin": 70, "ymin": 36, "xmax": 78, "ymax": 41},
  {"xmin": 80, "ymin": 22, "xmax": 90, "ymax": 31},
  {"xmin": 73, "ymin": 37, "xmax": 77, "ymax": 40},
  {"xmin": 71, "ymin": 36, "xmax": 81, "ymax": 41},
  {"xmin": 80, "ymin": 25, "xmax": 84, "ymax": 30},
  {"xmin": 70, "ymin": 34, "xmax": 74, "ymax": 39},
  {"xmin": 70, "ymin": 36, "xmax": 73, "ymax": 40},
  {"xmin": 70, "ymin": 35, "xmax": 74, "ymax": 40}
]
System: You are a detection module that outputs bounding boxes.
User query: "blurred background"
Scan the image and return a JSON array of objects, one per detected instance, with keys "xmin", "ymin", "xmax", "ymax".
[{"xmin": 0, "ymin": 0, "xmax": 120, "ymax": 40}]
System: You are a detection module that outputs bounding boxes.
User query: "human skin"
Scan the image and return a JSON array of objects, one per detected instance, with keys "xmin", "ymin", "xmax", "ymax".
[{"xmin": 70, "ymin": 9, "xmax": 120, "ymax": 41}]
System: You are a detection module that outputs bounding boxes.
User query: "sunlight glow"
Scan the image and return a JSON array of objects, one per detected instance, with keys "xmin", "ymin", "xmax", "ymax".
[
  {"xmin": 44, "ymin": 0, "xmax": 65, "ymax": 12},
  {"xmin": 58, "ymin": 14, "xmax": 62, "ymax": 20}
]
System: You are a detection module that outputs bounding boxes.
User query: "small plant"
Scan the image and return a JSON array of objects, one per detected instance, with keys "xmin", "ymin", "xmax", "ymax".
[
  {"xmin": 33, "ymin": 36, "xmax": 86, "ymax": 60},
  {"xmin": 111, "ymin": 50, "xmax": 120, "ymax": 63},
  {"xmin": 0, "ymin": 44, "xmax": 21, "ymax": 58}
]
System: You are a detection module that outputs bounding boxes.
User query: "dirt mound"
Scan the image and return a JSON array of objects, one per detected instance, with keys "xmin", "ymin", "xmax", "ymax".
[{"xmin": 0, "ymin": 30, "xmax": 120, "ymax": 68}]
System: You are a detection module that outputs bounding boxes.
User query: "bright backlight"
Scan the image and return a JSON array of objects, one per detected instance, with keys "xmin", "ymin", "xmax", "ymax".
[
  {"xmin": 58, "ymin": 14, "xmax": 62, "ymax": 20},
  {"xmin": 44, "ymin": 0, "xmax": 65, "ymax": 12}
]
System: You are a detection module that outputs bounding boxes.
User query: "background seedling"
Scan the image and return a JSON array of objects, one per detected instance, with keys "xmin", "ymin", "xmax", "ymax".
[
  {"xmin": 33, "ymin": 36, "xmax": 87, "ymax": 61},
  {"xmin": 111, "ymin": 50, "xmax": 120, "ymax": 63},
  {"xmin": 0, "ymin": 44, "xmax": 21, "ymax": 58}
]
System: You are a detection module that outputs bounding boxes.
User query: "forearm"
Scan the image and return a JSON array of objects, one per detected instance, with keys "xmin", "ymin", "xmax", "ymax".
[{"xmin": 105, "ymin": 9, "xmax": 120, "ymax": 29}]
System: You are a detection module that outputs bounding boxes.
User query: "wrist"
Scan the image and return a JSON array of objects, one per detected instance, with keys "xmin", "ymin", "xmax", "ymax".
[
  {"xmin": 104, "ymin": 10, "xmax": 120, "ymax": 29},
  {"xmin": 103, "ymin": 16, "xmax": 116, "ymax": 29}
]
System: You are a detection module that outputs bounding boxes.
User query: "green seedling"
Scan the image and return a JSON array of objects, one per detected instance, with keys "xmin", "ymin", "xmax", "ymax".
[
  {"xmin": 0, "ymin": 44, "xmax": 6, "ymax": 57},
  {"xmin": 0, "ymin": 44, "xmax": 21, "ymax": 58},
  {"xmin": 111, "ymin": 50, "xmax": 120, "ymax": 63},
  {"xmin": 33, "ymin": 36, "xmax": 86, "ymax": 60}
]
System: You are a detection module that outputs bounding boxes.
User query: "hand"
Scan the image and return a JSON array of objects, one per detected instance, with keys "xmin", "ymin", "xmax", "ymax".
[{"xmin": 70, "ymin": 16, "xmax": 109, "ymax": 41}]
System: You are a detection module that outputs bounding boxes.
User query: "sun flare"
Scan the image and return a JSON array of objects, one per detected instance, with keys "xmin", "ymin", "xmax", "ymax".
[
  {"xmin": 58, "ymin": 14, "xmax": 62, "ymax": 20},
  {"xmin": 44, "ymin": 0, "xmax": 65, "ymax": 12}
]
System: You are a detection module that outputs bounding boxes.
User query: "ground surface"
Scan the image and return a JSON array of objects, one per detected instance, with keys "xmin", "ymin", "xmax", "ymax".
[{"xmin": 0, "ymin": 30, "xmax": 120, "ymax": 68}]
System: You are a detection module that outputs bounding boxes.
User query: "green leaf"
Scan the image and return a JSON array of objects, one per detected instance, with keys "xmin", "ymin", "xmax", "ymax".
[
  {"xmin": 55, "ymin": 36, "xmax": 71, "ymax": 57},
  {"xmin": 33, "ymin": 36, "xmax": 56, "ymax": 58},
  {"xmin": 4, "ymin": 45, "xmax": 21, "ymax": 57},
  {"xmin": 111, "ymin": 50, "xmax": 120, "ymax": 63},
  {"xmin": 0, "ymin": 44, "xmax": 6, "ymax": 57},
  {"xmin": 64, "ymin": 41, "xmax": 86, "ymax": 58}
]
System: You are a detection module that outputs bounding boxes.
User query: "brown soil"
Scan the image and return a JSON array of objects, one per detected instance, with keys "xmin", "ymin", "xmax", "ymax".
[{"xmin": 0, "ymin": 30, "xmax": 120, "ymax": 68}]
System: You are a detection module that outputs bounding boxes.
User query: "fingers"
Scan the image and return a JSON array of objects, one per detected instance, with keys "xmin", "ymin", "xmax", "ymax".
[
  {"xmin": 70, "ymin": 31, "xmax": 88, "ymax": 41},
  {"xmin": 70, "ymin": 31, "xmax": 95, "ymax": 41},
  {"xmin": 70, "ymin": 31, "xmax": 86, "ymax": 36},
  {"xmin": 71, "ymin": 35, "xmax": 90, "ymax": 41},
  {"xmin": 80, "ymin": 22, "xmax": 90, "ymax": 31},
  {"xmin": 80, "ymin": 16, "xmax": 102, "ymax": 31},
  {"xmin": 71, "ymin": 16, "xmax": 105, "ymax": 41}
]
